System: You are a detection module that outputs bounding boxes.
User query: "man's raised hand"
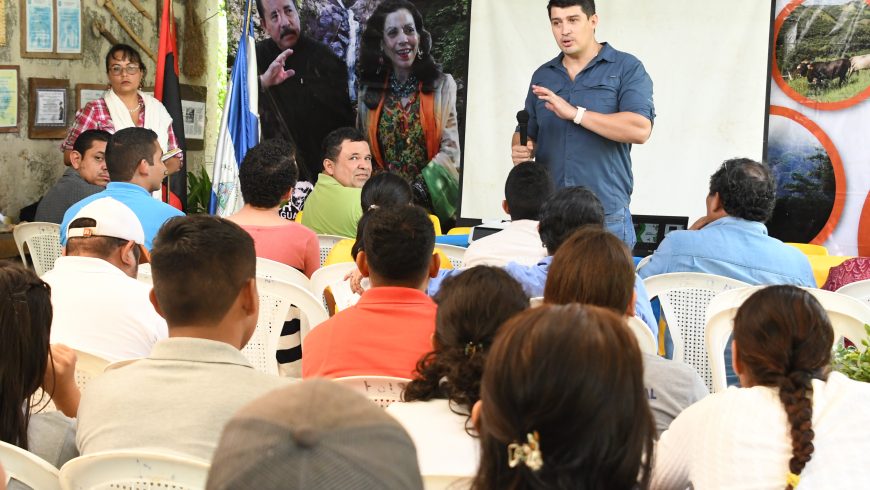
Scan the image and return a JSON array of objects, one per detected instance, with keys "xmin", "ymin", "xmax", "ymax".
[{"xmin": 260, "ymin": 49, "xmax": 296, "ymax": 88}]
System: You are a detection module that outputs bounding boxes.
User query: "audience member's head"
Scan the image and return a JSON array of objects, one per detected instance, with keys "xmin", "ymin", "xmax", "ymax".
[
  {"xmin": 150, "ymin": 216, "xmax": 257, "ymax": 348},
  {"xmin": 547, "ymin": 0, "xmax": 596, "ymax": 18},
  {"xmin": 65, "ymin": 197, "xmax": 149, "ymax": 278},
  {"xmin": 70, "ymin": 129, "xmax": 111, "ymax": 186},
  {"xmin": 538, "ymin": 186, "xmax": 605, "ymax": 255},
  {"xmin": 472, "ymin": 304, "xmax": 654, "ymax": 489},
  {"xmin": 105, "ymin": 44, "xmax": 146, "ymax": 79},
  {"xmin": 0, "ymin": 261, "xmax": 53, "ymax": 451},
  {"xmin": 358, "ymin": 205, "xmax": 438, "ymax": 289},
  {"xmin": 207, "ymin": 379, "xmax": 423, "ymax": 490},
  {"xmin": 105, "ymin": 127, "xmax": 164, "ymax": 192},
  {"xmin": 544, "ymin": 226, "xmax": 635, "ymax": 315},
  {"xmin": 732, "ymin": 285, "xmax": 834, "ymax": 486},
  {"xmin": 352, "ymin": 173, "xmax": 413, "ymax": 259},
  {"xmin": 321, "ymin": 127, "xmax": 372, "ymax": 188},
  {"xmin": 403, "ymin": 266, "xmax": 528, "ymax": 413},
  {"xmin": 708, "ymin": 157, "xmax": 776, "ymax": 223},
  {"xmin": 239, "ymin": 139, "xmax": 298, "ymax": 209},
  {"xmin": 504, "ymin": 161, "xmax": 553, "ymax": 221}
]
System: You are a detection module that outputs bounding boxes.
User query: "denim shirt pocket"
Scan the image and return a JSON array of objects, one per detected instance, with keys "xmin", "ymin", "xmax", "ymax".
[{"xmin": 576, "ymin": 75, "xmax": 620, "ymax": 114}]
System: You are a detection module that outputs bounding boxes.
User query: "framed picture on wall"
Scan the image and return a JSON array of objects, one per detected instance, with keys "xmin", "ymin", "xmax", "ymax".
[
  {"xmin": 0, "ymin": 65, "xmax": 19, "ymax": 133},
  {"xmin": 21, "ymin": 0, "xmax": 82, "ymax": 59},
  {"xmin": 29, "ymin": 78, "xmax": 69, "ymax": 139},
  {"xmin": 180, "ymin": 84, "xmax": 207, "ymax": 150},
  {"xmin": 75, "ymin": 83, "xmax": 106, "ymax": 110}
]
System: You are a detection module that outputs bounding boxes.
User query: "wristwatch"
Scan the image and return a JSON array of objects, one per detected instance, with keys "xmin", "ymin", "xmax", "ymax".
[{"xmin": 573, "ymin": 106, "xmax": 586, "ymax": 125}]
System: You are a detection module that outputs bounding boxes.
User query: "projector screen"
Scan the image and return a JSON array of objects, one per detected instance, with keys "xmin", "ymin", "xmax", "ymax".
[{"xmin": 460, "ymin": 0, "xmax": 773, "ymax": 223}]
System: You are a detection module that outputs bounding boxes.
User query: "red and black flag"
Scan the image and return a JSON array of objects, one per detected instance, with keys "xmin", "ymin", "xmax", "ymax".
[{"xmin": 155, "ymin": 0, "xmax": 186, "ymax": 211}]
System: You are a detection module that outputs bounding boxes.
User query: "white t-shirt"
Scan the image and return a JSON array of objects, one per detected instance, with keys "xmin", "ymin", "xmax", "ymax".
[
  {"xmin": 387, "ymin": 398, "xmax": 479, "ymax": 479},
  {"xmin": 43, "ymin": 256, "xmax": 167, "ymax": 362},
  {"xmin": 463, "ymin": 220, "xmax": 547, "ymax": 268},
  {"xmin": 652, "ymin": 372, "xmax": 870, "ymax": 489}
]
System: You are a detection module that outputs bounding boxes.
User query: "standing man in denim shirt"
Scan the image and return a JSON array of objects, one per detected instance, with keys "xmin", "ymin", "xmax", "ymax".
[{"xmin": 511, "ymin": 0, "xmax": 655, "ymax": 248}]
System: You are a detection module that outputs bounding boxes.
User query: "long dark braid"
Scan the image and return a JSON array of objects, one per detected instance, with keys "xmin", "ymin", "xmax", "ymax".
[{"xmin": 732, "ymin": 286, "xmax": 833, "ymax": 489}]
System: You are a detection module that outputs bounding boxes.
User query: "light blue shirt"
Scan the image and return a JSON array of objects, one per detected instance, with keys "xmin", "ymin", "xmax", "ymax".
[
  {"xmin": 638, "ymin": 216, "xmax": 816, "ymax": 287},
  {"xmin": 60, "ymin": 182, "xmax": 184, "ymax": 251},
  {"xmin": 428, "ymin": 256, "xmax": 659, "ymax": 341}
]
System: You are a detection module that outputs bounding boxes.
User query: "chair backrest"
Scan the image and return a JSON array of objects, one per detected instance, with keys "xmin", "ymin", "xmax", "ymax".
[
  {"xmin": 786, "ymin": 242, "xmax": 829, "ymax": 256},
  {"xmin": 72, "ymin": 350, "xmax": 110, "ymax": 392},
  {"xmin": 58, "ymin": 450, "xmax": 209, "ymax": 490},
  {"xmin": 529, "ymin": 296, "xmax": 543, "ymax": 308},
  {"xmin": 435, "ymin": 244, "xmax": 466, "ymax": 270},
  {"xmin": 706, "ymin": 286, "xmax": 870, "ymax": 392},
  {"xmin": 332, "ymin": 376, "xmax": 411, "ymax": 408},
  {"xmin": 643, "ymin": 272, "xmax": 750, "ymax": 390},
  {"xmin": 835, "ymin": 278, "xmax": 870, "ymax": 307},
  {"xmin": 635, "ymin": 254, "xmax": 652, "ymax": 272},
  {"xmin": 256, "ymin": 256, "xmax": 312, "ymax": 290},
  {"xmin": 317, "ymin": 234, "xmax": 347, "ymax": 266},
  {"xmin": 0, "ymin": 440, "xmax": 61, "ymax": 490},
  {"xmin": 626, "ymin": 316, "xmax": 658, "ymax": 355},
  {"xmin": 136, "ymin": 263, "xmax": 153, "ymax": 287},
  {"xmin": 310, "ymin": 262, "xmax": 357, "ymax": 310},
  {"xmin": 13, "ymin": 222, "xmax": 63, "ymax": 276},
  {"xmin": 423, "ymin": 475, "xmax": 472, "ymax": 490}
]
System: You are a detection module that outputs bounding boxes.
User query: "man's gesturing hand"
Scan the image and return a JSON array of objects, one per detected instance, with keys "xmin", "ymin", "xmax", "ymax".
[
  {"xmin": 532, "ymin": 84, "xmax": 578, "ymax": 121},
  {"xmin": 260, "ymin": 49, "xmax": 296, "ymax": 88}
]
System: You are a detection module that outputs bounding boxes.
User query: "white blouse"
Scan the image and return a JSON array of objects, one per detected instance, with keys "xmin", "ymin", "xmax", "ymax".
[{"xmin": 652, "ymin": 372, "xmax": 870, "ymax": 489}]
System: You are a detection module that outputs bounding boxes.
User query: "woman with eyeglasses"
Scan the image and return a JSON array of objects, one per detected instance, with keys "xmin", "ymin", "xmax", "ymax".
[{"xmin": 61, "ymin": 44, "xmax": 182, "ymax": 175}]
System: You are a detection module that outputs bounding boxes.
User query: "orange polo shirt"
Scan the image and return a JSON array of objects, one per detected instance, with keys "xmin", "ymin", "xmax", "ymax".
[{"xmin": 301, "ymin": 286, "xmax": 436, "ymax": 379}]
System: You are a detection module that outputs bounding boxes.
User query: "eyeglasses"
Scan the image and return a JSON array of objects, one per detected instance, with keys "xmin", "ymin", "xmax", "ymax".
[{"xmin": 109, "ymin": 65, "xmax": 141, "ymax": 76}]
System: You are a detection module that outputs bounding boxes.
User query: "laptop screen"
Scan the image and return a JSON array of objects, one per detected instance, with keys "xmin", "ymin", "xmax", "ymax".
[{"xmin": 632, "ymin": 215, "xmax": 689, "ymax": 257}]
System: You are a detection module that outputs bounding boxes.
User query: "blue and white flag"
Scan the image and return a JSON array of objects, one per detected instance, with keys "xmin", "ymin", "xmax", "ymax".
[{"xmin": 210, "ymin": 0, "xmax": 259, "ymax": 216}]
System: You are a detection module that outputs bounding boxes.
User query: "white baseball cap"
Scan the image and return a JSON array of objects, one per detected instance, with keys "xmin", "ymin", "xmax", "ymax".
[{"xmin": 67, "ymin": 197, "xmax": 150, "ymax": 262}]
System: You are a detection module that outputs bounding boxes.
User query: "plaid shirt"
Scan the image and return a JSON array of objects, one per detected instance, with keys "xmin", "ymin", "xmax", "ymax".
[{"xmin": 61, "ymin": 96, "xmax": 182, "ymax": 161}]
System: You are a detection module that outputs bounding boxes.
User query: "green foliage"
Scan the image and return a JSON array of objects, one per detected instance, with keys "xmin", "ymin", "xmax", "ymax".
[
  {"xmin": 187, "ymin": 166, "xmax": 213, "ymax": 215},
  {"xmin": 776, "ymin": 1, "xmax": 870, "ymax": 70},
  {"xmin": 831, "ymin": 324, "xmax": 870, "ymax": 383}
]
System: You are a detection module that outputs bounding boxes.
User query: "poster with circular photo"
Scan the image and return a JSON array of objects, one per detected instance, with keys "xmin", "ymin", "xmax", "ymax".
[
  {"xmin": 766, "ymin": 106, "xmax": 846, "ymax": 244},
  {"xmin": 774, "ymin": 0, "xmax": 870, "ymax": 110}
]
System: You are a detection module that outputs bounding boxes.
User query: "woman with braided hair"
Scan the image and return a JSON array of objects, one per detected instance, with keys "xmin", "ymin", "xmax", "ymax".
[{"xmin": 652, "ymin": 285, "xmax": 870, "ymax": 489}]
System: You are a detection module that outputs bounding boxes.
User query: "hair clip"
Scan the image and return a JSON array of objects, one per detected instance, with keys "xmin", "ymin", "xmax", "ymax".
[
  {"xmin": 786, "ymin": 472, "xmax": 800, "ymax": 488},
  {"xmin": 507, "ymin": 431, "xmax": 543, "ymax": 471},
  {"xmin": 464, "ymin": 342, "xmax": 483, "ymax": 356}
]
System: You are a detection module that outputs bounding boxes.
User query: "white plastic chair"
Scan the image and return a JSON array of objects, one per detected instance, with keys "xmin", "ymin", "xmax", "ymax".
[
  {"xmin": 436, "ymin": 244, "xmax": 466, "ymax": 270},
  {"xmin": 72, "ymin": 349, "xmax": 110, "ymax": 391},
  {"xmin": 627, "ymin": 316, "xmax": 658, "ymax": 355},
  {"xmin": 529, "ymin": 297, "xmax": 544, "ymax": 307},
  {"xmin": 317, "ymin": 234, "xmax": 346, "ymax": 266},
  {"xmin": 635, "ymin": 254, "xmax": 652, "ymax": 272},
  {"xmin": 835, "ymin": 279, "xmax": 870, "ymax": 307},
  {"xmin": 706, "ymin": 286, "xmax": 870, "ymax": 392},
  {"xmin": 0, "ymin": 440, "xmax": 61, "ymax": 490},
  {"xmin": 643, "ymin": 272, "xmax": 750, "ymax": 390},
  {"xmin": 332, "ymin": 376, "xmax": 411, "ymax": 408},
  {"xmin": 58, "ymin": 450, "xmax": 209, "ymax": 490},
  {"xmin": 13, "ymin": 222, "xmax": 63, "ymax": 276},
  {"xmin": 136, "ymin": 263, "xmax": 153, "ymax": 287},
  {"xmin": 310, "ymin": 262, "xmax": 357, "ymax": 310},
  {"xmin": 256, "ymin": 256, "xmax": 311, "ymax": 290},
  {"xmin": 424, "ymin": 475, "xmax": 472, "ymax": 490}
]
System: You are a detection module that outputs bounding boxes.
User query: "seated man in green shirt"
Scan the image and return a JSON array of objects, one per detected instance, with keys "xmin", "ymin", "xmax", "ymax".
[{"xmin": 301, "ymin": 127, "xmax": 373, "ymax": 237}]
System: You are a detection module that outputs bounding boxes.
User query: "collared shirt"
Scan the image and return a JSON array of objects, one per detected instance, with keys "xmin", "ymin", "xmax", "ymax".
[
  {"xmin": 35, "ymin": 168, "xmax": 104, "ymax": 224},
  {"xmin": 60, "ymin": 96, "xmax": 182, "ymax": 161},
  {"xmin": 60, "ymin": 182, "xmax": 184, "ymax": 250},
  {"xmin": 638, "ymin": 216, "xmax": 816, "ymax": 287},
  {"xmin": 76, "ymin": 337, "xmax": 292, "ymax": 461},
  {"xmin": 462, "ymin": 220, "xmax": 547, "ymax": 268},
  {"xmin": 525, "ymin": 43, "xmax": 655, "ymax": 214},
  {"xmin": 429, "ymin": 256, "xmax": 658, "ymax": 340},
  {"xmin": 302, "ymin": 287, "xmax": 437, "ymax": 379},
  {"xmin": 43, "ymin": 256, "xmax": 167, "ymax": 362},
  {"xmin": 300, "ymin": 173, "xmax": 363, "ymax": 238}
]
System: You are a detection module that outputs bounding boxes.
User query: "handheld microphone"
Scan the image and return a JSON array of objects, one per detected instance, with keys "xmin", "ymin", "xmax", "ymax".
[{"xmin": 516, "ymin": 110, "xmax": 529, "ymax": 146}]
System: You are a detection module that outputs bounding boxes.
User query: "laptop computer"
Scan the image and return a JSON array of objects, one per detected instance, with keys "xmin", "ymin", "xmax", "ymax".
[{"xmin": 632, "ymin": 215, "xmax": 689, "ymax": 257}]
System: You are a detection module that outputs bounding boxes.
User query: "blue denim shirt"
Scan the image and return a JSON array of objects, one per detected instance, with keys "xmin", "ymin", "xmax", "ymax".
[
  {"xmin": 428, "ymin": 256, "xmax": 659, "ymax": 340},
  {"xmin": 638, "ymin": 216, "xmax": 816, "ymax": 287},
  {"xmin": 524, "ymin": 43, "xmax": 655, "ymax": 216},
  {"xmin": 60, "ymin": 182, "xmax": 184, "ymax": 251}
]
